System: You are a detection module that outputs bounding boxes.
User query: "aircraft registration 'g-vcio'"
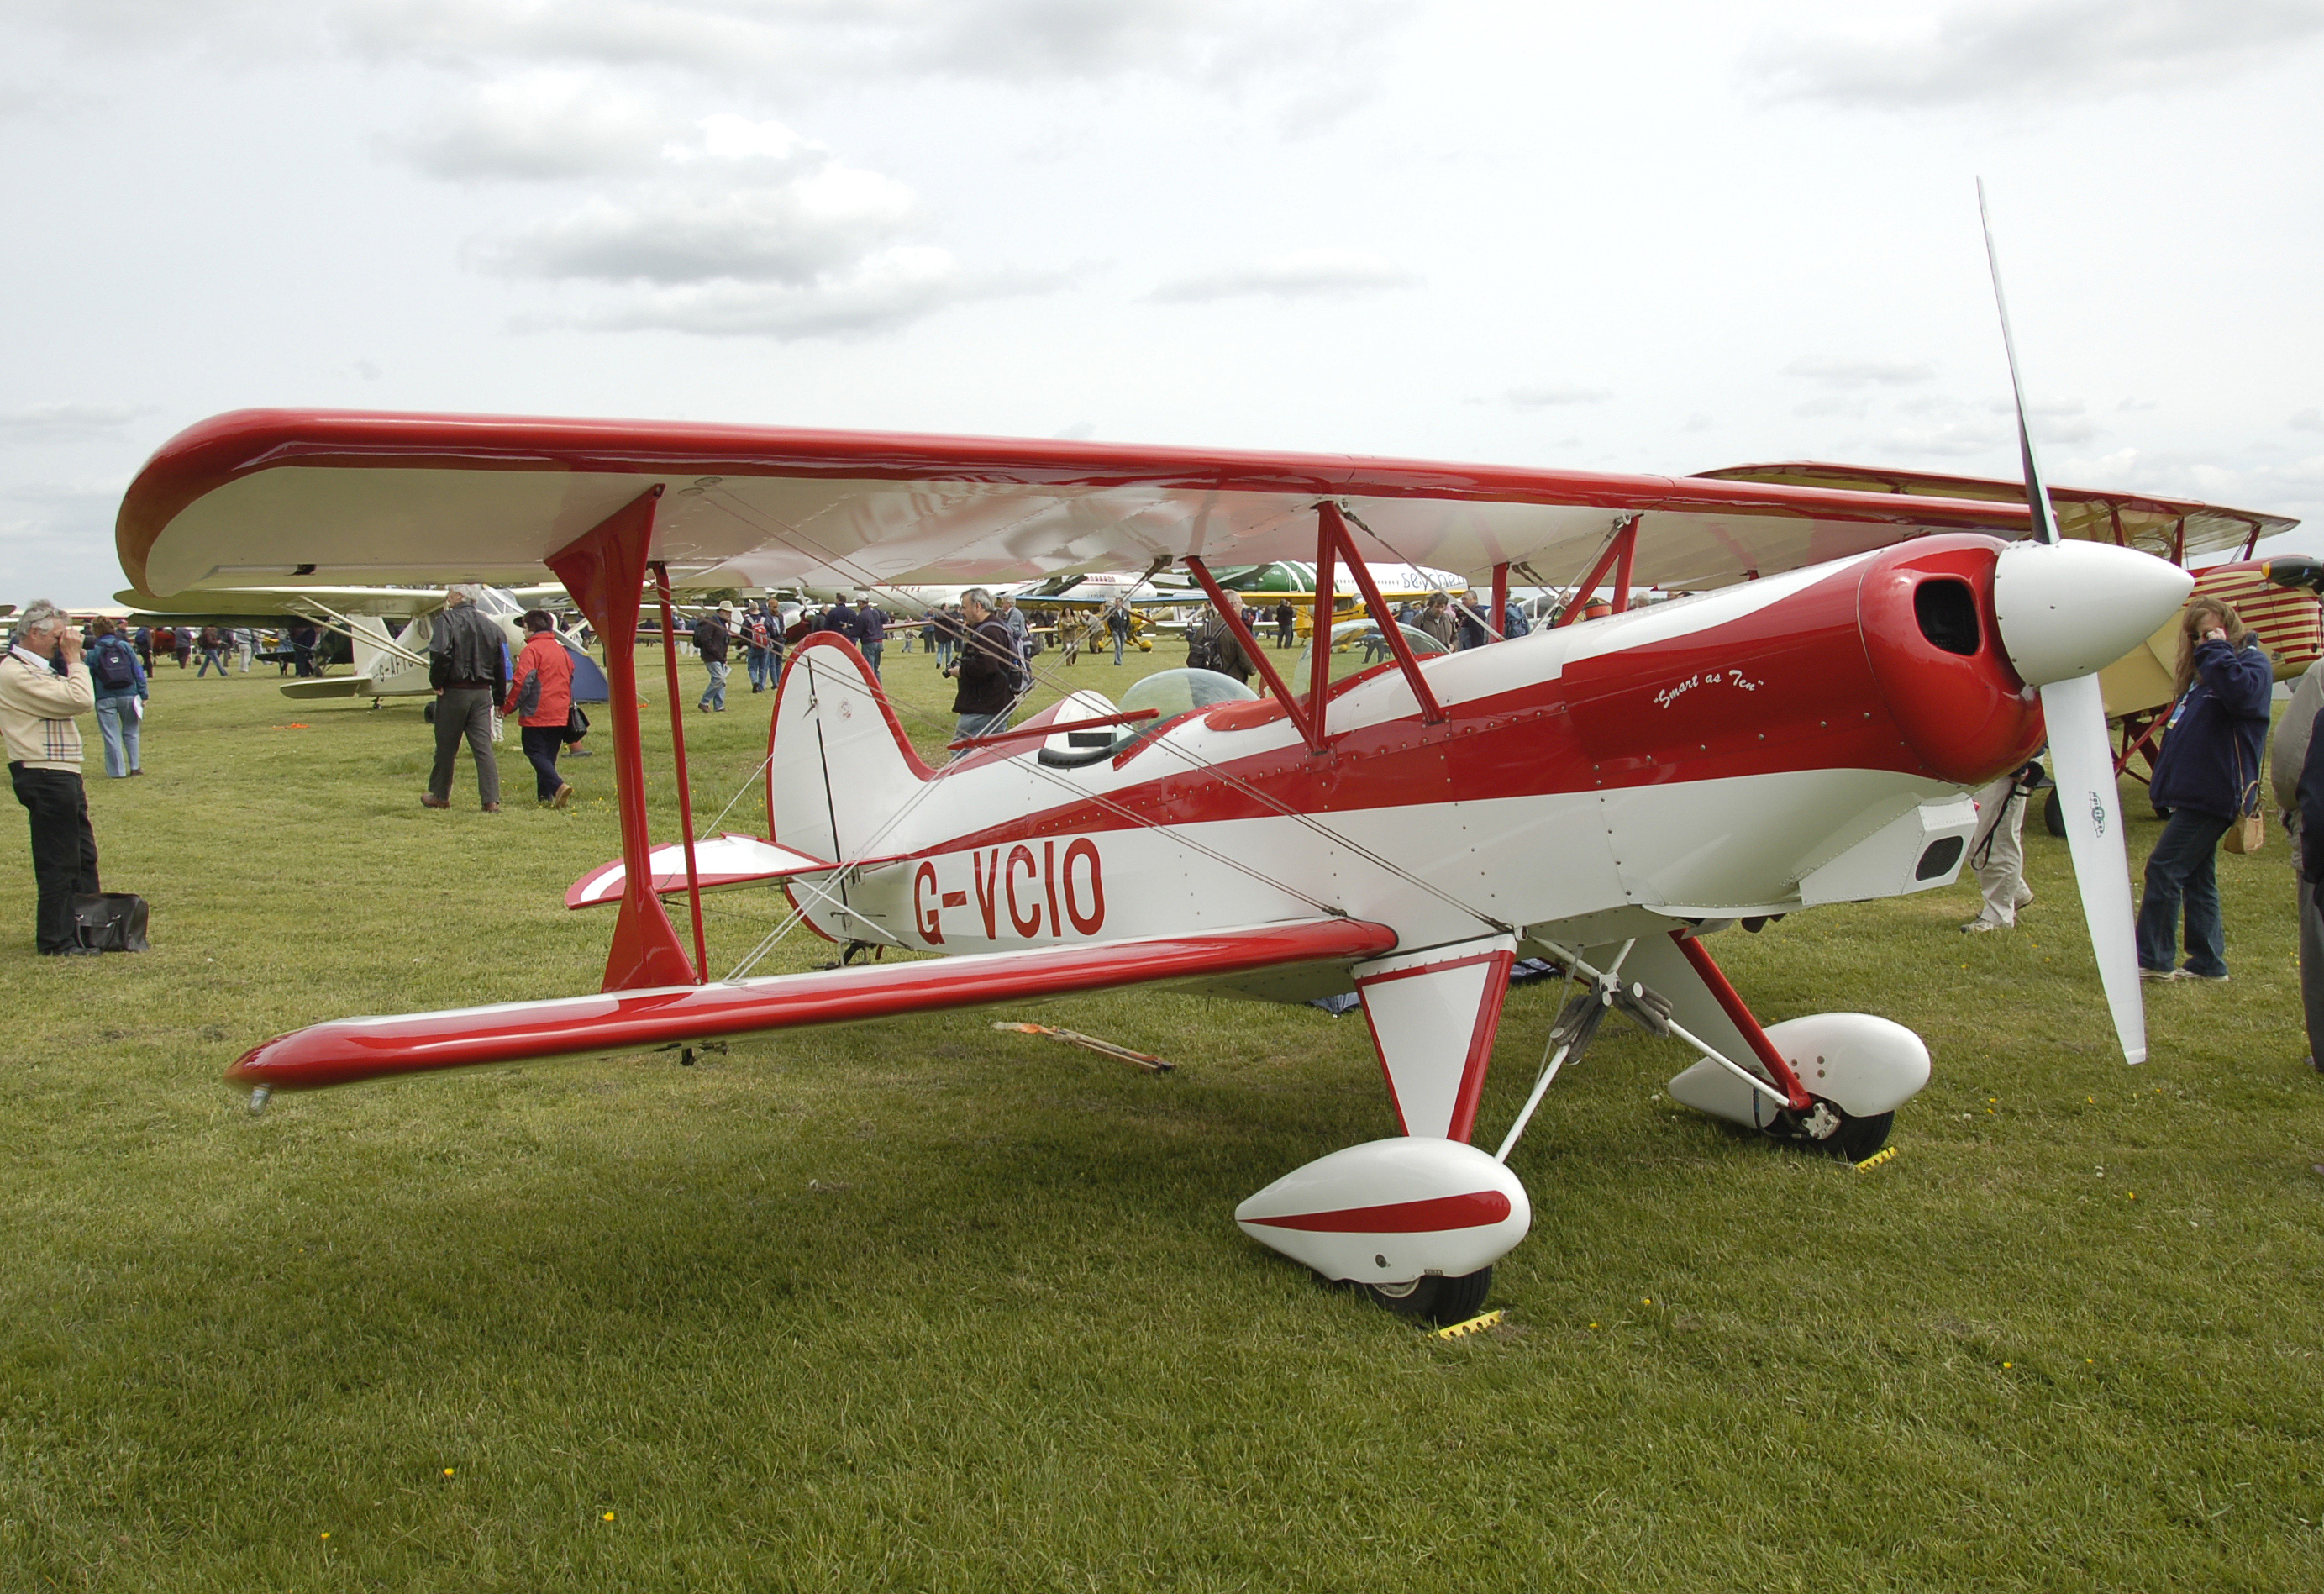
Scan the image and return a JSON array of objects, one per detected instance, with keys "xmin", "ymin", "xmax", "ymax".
[{"xmin": 119, "ymin": 397, "xmax": 2197, "ymax": 1323}]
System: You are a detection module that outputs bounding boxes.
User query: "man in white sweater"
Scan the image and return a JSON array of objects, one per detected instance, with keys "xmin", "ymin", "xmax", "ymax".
[{"xmin": 0, "ymin": 600, "xmax": 101, "ymax": 955}]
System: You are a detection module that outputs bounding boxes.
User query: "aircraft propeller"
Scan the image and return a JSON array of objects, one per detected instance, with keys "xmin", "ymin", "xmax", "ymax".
[{"xmin": 1979, "ymin": 180, "xmax": 2192, "ymax": 1065}]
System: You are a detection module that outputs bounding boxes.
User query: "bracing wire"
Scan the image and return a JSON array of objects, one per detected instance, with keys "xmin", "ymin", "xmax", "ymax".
[{"xmin": 686, "ymin": 483, "xmax": 1510, "ymax": 956}]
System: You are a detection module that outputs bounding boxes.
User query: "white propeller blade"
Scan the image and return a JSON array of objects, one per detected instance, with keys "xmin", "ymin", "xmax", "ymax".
[
  {"xmin": 1980, "ymin": 179, "xmax": 2187, "ymax": 1066},
  {"xmin": 2040, "ymin": 672, "xmax": 2148, "ymax": 1064}
]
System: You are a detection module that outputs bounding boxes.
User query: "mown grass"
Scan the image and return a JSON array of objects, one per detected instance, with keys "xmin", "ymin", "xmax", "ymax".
[{"xmin": 3, "ymin": 642, "xmax": 2320, "ymax": 1591}]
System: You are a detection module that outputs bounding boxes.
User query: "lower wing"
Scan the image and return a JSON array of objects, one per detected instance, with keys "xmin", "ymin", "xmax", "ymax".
[{"xmin": 227, "ymin": 918, "xmax": 1398, "ymax": 1092}]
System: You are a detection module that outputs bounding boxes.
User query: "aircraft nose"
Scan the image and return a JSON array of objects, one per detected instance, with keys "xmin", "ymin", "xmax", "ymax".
[{"xmin": 1990, "ymin": 539, "xmax": 2194, "ymax": 688}]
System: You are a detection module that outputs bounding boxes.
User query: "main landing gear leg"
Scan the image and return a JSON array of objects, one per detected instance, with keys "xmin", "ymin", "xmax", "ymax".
[
  {"xmin": 1236, "ymin": 934, "xmax": 1530, "ymax": 1326},
  {"xmin": 1557, "ymin": 929, "xmax": 1928, "ymax": 1161}
]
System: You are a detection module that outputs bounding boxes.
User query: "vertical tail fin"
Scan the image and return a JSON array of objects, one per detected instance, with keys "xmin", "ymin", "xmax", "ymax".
[{"xmin": 765, "ymin": 636, "xmax": 934, "ymax": 863}]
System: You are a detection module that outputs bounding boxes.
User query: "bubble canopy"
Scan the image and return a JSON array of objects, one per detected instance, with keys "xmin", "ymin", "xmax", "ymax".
[{"xmin": 1111, "ymin": 667, "xmax": 1257, "ymax": 750}]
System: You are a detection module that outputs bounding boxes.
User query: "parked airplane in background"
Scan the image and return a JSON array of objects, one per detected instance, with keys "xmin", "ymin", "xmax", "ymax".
[{"xmin": 119, "ymin": 583, "xmax": 610, "ymax": 705}]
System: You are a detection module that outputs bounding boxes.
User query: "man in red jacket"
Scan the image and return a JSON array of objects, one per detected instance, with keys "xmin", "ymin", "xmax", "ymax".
[{"xmin": 503, "ymin": 610, "xmax": 576, "ymax": 808}]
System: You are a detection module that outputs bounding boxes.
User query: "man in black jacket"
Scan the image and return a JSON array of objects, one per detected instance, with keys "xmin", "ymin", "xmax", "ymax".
[
  {"xmin": 694, "ymin": 604, "xmax": 733, "ymax": 712},
  {"xmin": 423, "ymin": 584, "xmax": 507, "ymax": 812},
  {"xmin": 944, "ymin": 588, "xmax": 1020, "ymax": 755}
]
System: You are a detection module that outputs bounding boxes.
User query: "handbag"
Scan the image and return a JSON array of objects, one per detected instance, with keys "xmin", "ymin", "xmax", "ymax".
[
  {"xmin": 73, "ymin": 892, "xmax": 150, "ymax": 952},
  {"xmin": 2225, "ymin": 742, "xmax": 2265, "ymax": 855},
  {"xmin": 563, "ymin": 702, "xmax": 591, "ymax": 745}
]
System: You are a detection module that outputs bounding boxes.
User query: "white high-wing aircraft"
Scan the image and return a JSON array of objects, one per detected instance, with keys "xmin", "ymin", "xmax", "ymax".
[{"xmin": 118, "ymin": 583, "xmax": 608, "ymax": 704}]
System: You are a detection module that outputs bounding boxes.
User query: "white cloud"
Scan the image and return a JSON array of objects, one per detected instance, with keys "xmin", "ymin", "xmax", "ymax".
[
  {"xmin": 0, "ymin": 81, "xmax": 58, "ymax": 118},
  {"xmin": 393, "ymin": 70, "xmax": 681, "ymax": 180},
  {"xmin": 2119, "ymin": 396, "xmax": 2160, "ymax": 411},
  {"xmin": 1870, "ymin": 419, "xmax": 2008, "ymax": 458},
  {"xmin": 329, "ymin": 0, "xmax": 1405, "ymax": 92},
  {"xmin": 0, "ymin": 403, "xmax": 150, "ymax": 441},
  {"xmin": 1753, "ymin": 0, "xmax": 2324, "ymax": 110},
  {"xmin": 2294, "ymin": 408, "xmax": 2324, "ymax": 433},
  {"xmin": 552, "ymin": 249, "xmax": 1044, "ymax": 339},
  {"xmin": 463, "ymin": 112, "xmax": 1007, "ymax": 335},
  {"xmin": 1793, "ymin": 394, "xmax": 1870, "ymax": 418},
  {"xmin": 1504, "ymin": 385, "xmax": 1612, "ymax": 408},
  {"xmin": 485, "ymin": 163, "xmax": 918, "ymax": 287},
  {"xmin": 1148, "ymin": 250, "xmax": 1420, "ymax": 304},
  {"xmin": 1785, "ymin": 358, "xmax": 1935, "ymax": 386}
]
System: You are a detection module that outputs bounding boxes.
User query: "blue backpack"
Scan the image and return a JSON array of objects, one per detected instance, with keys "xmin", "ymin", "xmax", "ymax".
[{"xmin": 92, "ymin": 638, "xmax": 138, "ymax": 692}]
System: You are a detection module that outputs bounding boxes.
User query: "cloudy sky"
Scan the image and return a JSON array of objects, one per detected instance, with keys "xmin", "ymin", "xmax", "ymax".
[{"xmin": 4, "ymin": 0, "xmax": 2321, "ymax": 603}]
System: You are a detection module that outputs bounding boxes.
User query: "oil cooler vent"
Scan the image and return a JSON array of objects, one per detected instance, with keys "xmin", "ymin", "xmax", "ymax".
[{"xmin": 1915, "ymin": 835, "xmax": 1965, "ymax": 880}]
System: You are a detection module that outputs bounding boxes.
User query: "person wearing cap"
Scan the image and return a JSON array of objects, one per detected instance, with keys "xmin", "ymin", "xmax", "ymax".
[
  {"xmin": 421, "ymin": 583, "xmax": 507, "ymax": 812},
  {"xmin": 693, "ymin": 603, "xmax": 733, "ymax": 712},
  {"xmin": 856, "ymin": 594, "xmax": 888, "ymax": 681},
  {"xmin": 1, "ymin": 599, "xmax": 103, "ymax": 954}
]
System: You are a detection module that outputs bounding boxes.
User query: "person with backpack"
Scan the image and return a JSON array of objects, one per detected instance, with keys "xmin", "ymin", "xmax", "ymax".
[
  {"xmin": 1186, "ymin": 594, "xmax": 1253, "ymax": 684},
  {"xmin": 196, "ymin": 625, "xmax": 228, "ymax": 677},
  {"xmin": 944, "ymin": 588, "xmax": 1021, "ymax": 751},
  {"xmin": 85, "ymin": 618, "xmax": 147, "ymax": 778},
  {"xmin": 503, "ymin": 609, "xmax": 576, "ymax": 808},
  {"xmin": 742, "ymin": 602, "xmax": 773, "ymax": 692}
]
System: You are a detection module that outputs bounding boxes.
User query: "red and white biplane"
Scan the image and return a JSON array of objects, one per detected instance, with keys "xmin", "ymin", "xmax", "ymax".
[{"xmin": 121, "ymin": 356, "xmax": 2194, "ymax": 1321}]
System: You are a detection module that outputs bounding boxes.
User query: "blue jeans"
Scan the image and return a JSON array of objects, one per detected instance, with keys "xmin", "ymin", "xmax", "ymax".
[
  {"xmin": 1112, "ymin": 631, "xmax": 1128, "ymax": 664},
  {"xmin": 953, "ymin": 709, "xmax": 1009, "ymax": 760},
  {"xmin": 95, "ymin": 697, "xmax": 141, "ymax": 776},
  {"xmin": 197, "ymin": 647, "xmax": 225, "ymax": 676},
  {"xmin": 862, "ymin": 642, "xmax": 883, "ymax": 681},
  {"xmin": 519, "ymin": 724, "xmax": 565, "ymax": 800},
  {"xmin": 745, "ymin": 645, "xmax": 772, "ymax": 691},
  {"xmin": 699, "ymin": 659, "xmax": 728, "ymax": 710},
  {"xmin": 2136, "ymin": 808, "xmax": 2232, "ymax": 977}
]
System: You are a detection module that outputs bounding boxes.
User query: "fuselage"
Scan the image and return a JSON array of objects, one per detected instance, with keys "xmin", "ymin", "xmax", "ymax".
[{"xmin": 776, "ymin": 535, "xmax": 2043, "ymax": 959}]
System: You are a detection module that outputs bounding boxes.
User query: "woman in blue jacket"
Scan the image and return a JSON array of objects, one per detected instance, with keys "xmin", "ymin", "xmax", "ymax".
[{"xmin": 2137, "ymin": 598, "xmax": 2274, "ymax": 981}]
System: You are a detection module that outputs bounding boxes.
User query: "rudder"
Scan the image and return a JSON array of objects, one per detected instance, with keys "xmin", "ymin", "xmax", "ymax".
[{"xmin": 765, "ymin": 635, "xmax": 934, "ymax": 863}]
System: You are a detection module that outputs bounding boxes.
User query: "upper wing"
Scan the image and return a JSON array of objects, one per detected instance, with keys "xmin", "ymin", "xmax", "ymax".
[
  {"xmin": 225, "ymin": 918, "xmax": 1398, "ymax": 1092},
  {"xmin": 1696, "ymin": 461, "xmax": 2299, "ymax": 564},
  {"xmin": 120, "ymin": 409, "xmax": 2035, "ymax": 601}
]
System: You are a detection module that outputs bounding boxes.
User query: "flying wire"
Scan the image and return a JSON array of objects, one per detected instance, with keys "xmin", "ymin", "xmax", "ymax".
[{"xmin": 691, "ymin": 482, "xmax": 1509, "ymax": 945}]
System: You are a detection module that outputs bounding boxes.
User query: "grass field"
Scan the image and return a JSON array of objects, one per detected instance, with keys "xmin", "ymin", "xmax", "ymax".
[{"xmin": 3, "ymin": 640, "xmax": 2321, "ymax": 1591}]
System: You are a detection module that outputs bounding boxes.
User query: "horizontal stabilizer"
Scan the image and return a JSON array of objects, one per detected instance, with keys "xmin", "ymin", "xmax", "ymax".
[
  {"xmin": 227, "ymin": 918, "xmax": 1400, "ymax": 1092},
  {"xmin": 565, "ymin": 834, "xmax": 848, "ymax": 908},
  {"xmin": 277, "ymin": 677, "xmax": 368, "ymax": 699}
]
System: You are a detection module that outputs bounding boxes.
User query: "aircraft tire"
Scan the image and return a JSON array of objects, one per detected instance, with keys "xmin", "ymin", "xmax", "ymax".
[
  {"xmin": 1828, "ymin": 1109, "xmax": 1895, "ymax": 1163},
  {"xmin": 1361, "ymin": 1266, "xmax": 1492, "ymax": 1326},
  {"xmin": 2043, "ymin": 788, "xmax": 2066, "ymax": 837}
]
